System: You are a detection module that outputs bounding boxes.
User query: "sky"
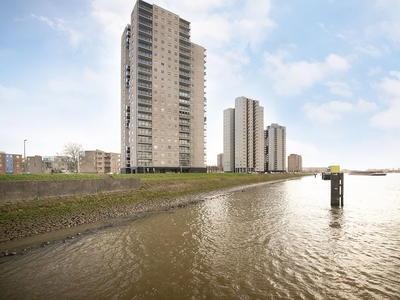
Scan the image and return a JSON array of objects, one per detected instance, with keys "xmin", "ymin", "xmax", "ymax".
[{"xmin": 1, "ymin": 0, "xmax": 399, "ymax": 170}]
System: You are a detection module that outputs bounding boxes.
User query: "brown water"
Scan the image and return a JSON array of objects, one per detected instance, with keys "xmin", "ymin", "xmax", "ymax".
[{"xmin": 1, "ymin": 174, "xmax": 399, "ymax": 299}]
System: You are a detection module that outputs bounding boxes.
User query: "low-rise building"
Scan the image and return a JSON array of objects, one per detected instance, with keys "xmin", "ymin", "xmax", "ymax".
[
  {"xmin": 0, "ymin": 152, "xmax": 23, "ymax": 174},
  {"xmin": 79, "ymin": 150, "xmax": 120, "ymax": 174}
]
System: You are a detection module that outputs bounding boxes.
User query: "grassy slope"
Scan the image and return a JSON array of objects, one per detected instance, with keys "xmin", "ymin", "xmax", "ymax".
[
  {"xmin": 0, "ymin": 174, "xmax": 103, "ymax": 181},
  {"xmin": 0, "ymin": 173, "xmax": 308, "ymax": 240}
]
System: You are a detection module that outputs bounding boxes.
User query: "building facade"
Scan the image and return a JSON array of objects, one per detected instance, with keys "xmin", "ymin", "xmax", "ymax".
[
  {"xmin": 79, "ymin": 150, "xmax": 121, "ymax": 174},
  {"xmin": 121, "ymin": 0, "xmax": 207, "ymax": 173},
  {"xmin": 288, "ymin": 154, "xmax": 302, "ymax": 172},
  {"xmin": 1, "ymin": 153, "xmax": 23, "ymax": 174},
  {"xmin": 217, "ymin": 153, "xmax": 223, "ymax": 169},
  {"xmin": 27, "ymin": 156, "xmax": 73, "ymax": 173},
  {"xmin": 265, "ymin": 123, "xmax": 286, "ymax": 172},
  {"xmin": 223, "ymin": 97, "xmax": 264, "ymax": 173}
]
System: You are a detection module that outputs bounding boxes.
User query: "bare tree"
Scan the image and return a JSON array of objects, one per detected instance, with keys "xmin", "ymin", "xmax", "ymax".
[{"xmin": 61, "ymin": 142, "xmax": 83, "ymax": 172}]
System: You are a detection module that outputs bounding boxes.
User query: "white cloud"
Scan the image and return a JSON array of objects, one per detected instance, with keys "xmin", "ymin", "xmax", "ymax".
[
  {"xmin": 0, "ymin": 85, "xmax": 26, "ymax": 105},
  {"xmin": 356, "ymin": 98, "xmax": 378, "ymax": 113},
  {"xmin": 318, "ymin": 22, "xmax": 329, "ymax": 33},
  {"xmin": 263, "ymin": 52, "xmax": 350, "ymax": 96},
  {"xmin": 324, "ymin": 81, "xmax": 353, "ymax": 97},
  {"xmin": 355, "ymin": 45, "xmax": 381, "ymax": 57},
  {"xmin": 30, "ymin": 14, "xmax": 83, "ymax": 49},
  {"xmin": 365, "ymin": 21, "xmax": 400, "ymax": 44},
  {"xmin": 303, "ymin": 98, "xmax": 377, "ymax": 123},
  {"xmin": 303, "ymin": 101, "xmax": 353, "ymax": 123},
  {"xmin": 370, "ymin": 71, "xmax": 400, "ymax": 129},
  {"xmin": 368, "ymin": 66, "xmax": 382, "ymax": 76}
]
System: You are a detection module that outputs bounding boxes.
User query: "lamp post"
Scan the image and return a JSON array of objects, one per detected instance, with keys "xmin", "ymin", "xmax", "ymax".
[{"xmin": 24, "ymin": 139, "xmax": 27, "ymax": 173}]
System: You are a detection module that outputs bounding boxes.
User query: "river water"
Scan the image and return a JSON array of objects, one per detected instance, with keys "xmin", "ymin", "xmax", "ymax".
[{"xmin": 1, "ymin": 174, "xmax": 399, "ymax": 299}]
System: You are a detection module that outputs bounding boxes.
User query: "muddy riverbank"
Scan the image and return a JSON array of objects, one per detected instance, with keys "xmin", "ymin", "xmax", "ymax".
[{"xmin": 0, "ymin": 174, "xmax": 307, "ymax": 256}]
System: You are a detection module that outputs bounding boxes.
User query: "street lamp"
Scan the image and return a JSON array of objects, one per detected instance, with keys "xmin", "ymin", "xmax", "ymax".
[{"xmin": 24, "ymin": 139, "xmax": 27, "ymax": 173}]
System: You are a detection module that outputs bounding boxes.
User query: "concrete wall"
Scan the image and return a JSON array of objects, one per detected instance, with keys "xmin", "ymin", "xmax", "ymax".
[{"xmin": 0, "ymin": 177, "xmax": 140, "ymax": 203}]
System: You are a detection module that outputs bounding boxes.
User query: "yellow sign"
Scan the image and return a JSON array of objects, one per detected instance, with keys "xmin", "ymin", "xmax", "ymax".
[{"xmin": 331, "ymin": 165, "xmax": 340, "ymax": 173}]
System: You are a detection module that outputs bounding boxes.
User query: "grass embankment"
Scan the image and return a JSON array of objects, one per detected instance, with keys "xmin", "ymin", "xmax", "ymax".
[
  {"xmin": 0, "ymin": 173, "xmax": 307, "ymax": 243},
  {"xmin": 0, "ymin": 173, "xmax": 103, "ymax": 181}
]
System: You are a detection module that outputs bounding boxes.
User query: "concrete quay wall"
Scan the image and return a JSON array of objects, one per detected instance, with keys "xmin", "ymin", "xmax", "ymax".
[{"xmin": 0, "ymin": 177, "xmax": 140, "ymax": 203}]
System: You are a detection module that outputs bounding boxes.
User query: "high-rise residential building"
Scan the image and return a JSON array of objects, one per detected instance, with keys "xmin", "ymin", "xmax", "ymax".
[
  {"xmin": 223, "ymin": 108, "xmax": 235, "ymax": 172},
  {"xmin": 223, "ymin": 97, "xmax": 264, "ymax": 173},
  {"xmin": 80, "ymin": 150, "xmax": 121, "ymax": 174},
  {"xmin": 265, "ymin": 123, "xmax": 286, "ymax": 172},
  {"xmin": 121, "ymin": 0, "xmax": 207, "ymax": 173},
  {"xmin": 288, "ymin": 154, "xmax": 302, "ymax": 172}
]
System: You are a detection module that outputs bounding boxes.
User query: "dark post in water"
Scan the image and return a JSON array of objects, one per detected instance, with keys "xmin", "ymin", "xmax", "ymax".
[{"xmin": 331, "ymin": 172, "xmax": 344, "ymax": 206}]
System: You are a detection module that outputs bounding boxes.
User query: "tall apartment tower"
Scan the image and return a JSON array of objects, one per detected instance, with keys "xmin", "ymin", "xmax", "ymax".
[
  {"xmin": 265, "ymin": 123, "xmax": 286, "ymax": 172},
  {"xmin": 223, "ymin": 97, "xmax": 264, "ymax": 173},
  {"xmin": 288, "ymin": 154, "xmax": 302, "ymax": 172},
  {"xmin": 121, "ymin": 0, "xmax": 207, "ymax": 173},
  {"xmin": 223, "ymin": 108, "xmax": 235, "ymax": 172}
]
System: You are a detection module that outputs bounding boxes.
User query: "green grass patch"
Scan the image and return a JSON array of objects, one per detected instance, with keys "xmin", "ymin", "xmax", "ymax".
[{"xmin": 0, "ymin": 173, "xmax": 103, "ymax": 182}]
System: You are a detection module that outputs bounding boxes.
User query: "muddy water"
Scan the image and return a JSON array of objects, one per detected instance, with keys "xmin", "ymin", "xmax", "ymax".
[{"xmin": 1, "ymin": 174, "xmax": 399, "ymax": 299}]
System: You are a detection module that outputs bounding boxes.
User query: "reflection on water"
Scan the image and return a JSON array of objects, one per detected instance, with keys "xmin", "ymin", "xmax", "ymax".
[{"xmin": 1, "ymin": 174, "xmax": 399, "ymax": 299}]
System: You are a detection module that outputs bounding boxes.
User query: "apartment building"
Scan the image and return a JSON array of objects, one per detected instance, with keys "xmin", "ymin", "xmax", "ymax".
[
  {"xmin": 0, "ymin": 152, "xmax": 23, "ymax": 174},
  {"xmin": 121, "ymin": 0, "xmax": 207, "ymax": 173},
  {"xmin": 265, "ymin": 123, "xmax": 286, "ymax": 172},
  {"xmin": 223, "ymin": 97, "xmax": 264, "ymax": 173},
  {"xmin": 217, "ymin": 153, "xmax": 223, "ymax": 169},
  {"xmin": 79, "ymin": 150, "xmax": 121, "ymax": 174},
  {"xmin": 288, "ymin": 154, "xmax": 302, "ymax": 172},
  {"xmin": 26, "ymin": 156, "xmax": 73, "ymax": 173}
]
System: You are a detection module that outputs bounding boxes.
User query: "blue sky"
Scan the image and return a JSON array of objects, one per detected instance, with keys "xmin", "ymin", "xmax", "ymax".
[{"xmin": 1, "ymin": 0, "xmax": 399, "ymax": 170}]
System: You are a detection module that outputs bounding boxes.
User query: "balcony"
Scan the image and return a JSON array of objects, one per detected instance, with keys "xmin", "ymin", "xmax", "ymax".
[
  {"xmin": 138, "ymin": 26, "xmax": 152, "ymax": 36},
  {"xmin": 180, "ymin": 161, "xmax": 190, "ymax": 166},
  {"xmin": 138, "ymin": 121, "xmax": 151, "ymax": 128},
  {"xmin": 138, "ymin": 152, "xmax": 152, "ymax": 159},
  {"xmin": 138, "ymin": 42, "xmax": 152, "ymax": 51},
  {"xmin": 138, "ymin": 129, "xmax": 152, "ymax": 136},
  {"xmin": 179, "ymin": 49, "xmax": 191, "ymax": 58},
  {"xmin": 179, "ymin": 85, "xmax": 190, "ymax": 91},
  {"xmin": 179, "ymin": 119, "xmax": 190, "ymax": 125},
  {"xmin": 179, "ymin": 99, "xmax": 190, "ymax": 105},
  {"xmin": 138, "ymin": 66, "xmax": 152, "ymax": 74},
  {"xmin": 138, "ymin": 19, "xmax": 152, "ymax": 28},
  {"xmin": 179, "ymin": 148, "xmax": 190, "ymax": 153},
  {"xmin": 179, "ymin": 113, "xmax": 190, "ymax": 119},
  {"xmin": 179, "ymin": 71, "xmax": 190, "ymax": 78},
  {"xmin": 179, "ymin": 105, "xmax": 190, "ymax": 112},
  {"xmin": 138, "ymin": 112, "xmax": 152, "ymax": 120},
  {"xmin": 138, "ymin": 74, "xmax": 151, "ymax": 81},
  {"xmin": 138, "ymin": 11, "xmax": 152, "ymax": 20},
  {"xmin": 179, "ymin": 21, "xmax": 190, "ymax": 29},
  {"xmin": 179, "ymin": 91, "xmax": 190, "ymax": 98},
  {"xmin": 138, "ymin": 82, "xmax": 152, "ymax": 89},
  {"xmin": 179, "ymin": 35, "xmax": 190, "ymax": 43},
  {"xmin": 138, "ymin": 105, "xmax": 152, "ymax": 112},
  {"xmin": 138, "ymin": 144, "xmax": 152, "ymax": 151},
  {"xmin": 179, "ymin": 126, "xmax": 190, "ymax": 132},
  {"xmin": 138, "ymin": 51, "xmax": 152, "ymax": 59},
  {"xmin": 138, "ymin": 136, "xmax": 152, "ymax": 143},
  {"xmin": 179, "ymin": 43, "xmax": 191, "ymax": 51},
  {"xmin": 138, "ymin": 89, "xmax": 152, "ymax": 97},
  {"xmin": 179, "ymin": 64, "xmax": 190, "ymax": 71},
  {"xmin": 138, "ymin": 161, "xmax": 152, "ymax": 167},
  {"xmin": 138, "ymin": 34, "xmax": 152, "ymax": 43},
  {"xmin": 179, "ymin": 29, "xmax": 190, "ymax": 38},
  {"xmin": 138, "ymin": 98, "xmax": 152, "ymax": 105},
  {"xmin": 179, "ymin": 56, "xmax": 191, "ymax": 64},
  {"xmin": 138, "ymin": 58, "xmax": 152, "ymax": 66},
  {"xmin": 179, "ymin": 133, "xmax": 190, "ymax": 139},
  {"xmin": 179, "ymin": 140, "xmax": 190, "ymax": 146}
]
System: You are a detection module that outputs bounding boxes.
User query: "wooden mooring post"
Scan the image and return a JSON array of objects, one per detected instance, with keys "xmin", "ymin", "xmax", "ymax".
[{"xmin": 331, "ymin": 172, "xmax": 344, "ymax": 206}]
